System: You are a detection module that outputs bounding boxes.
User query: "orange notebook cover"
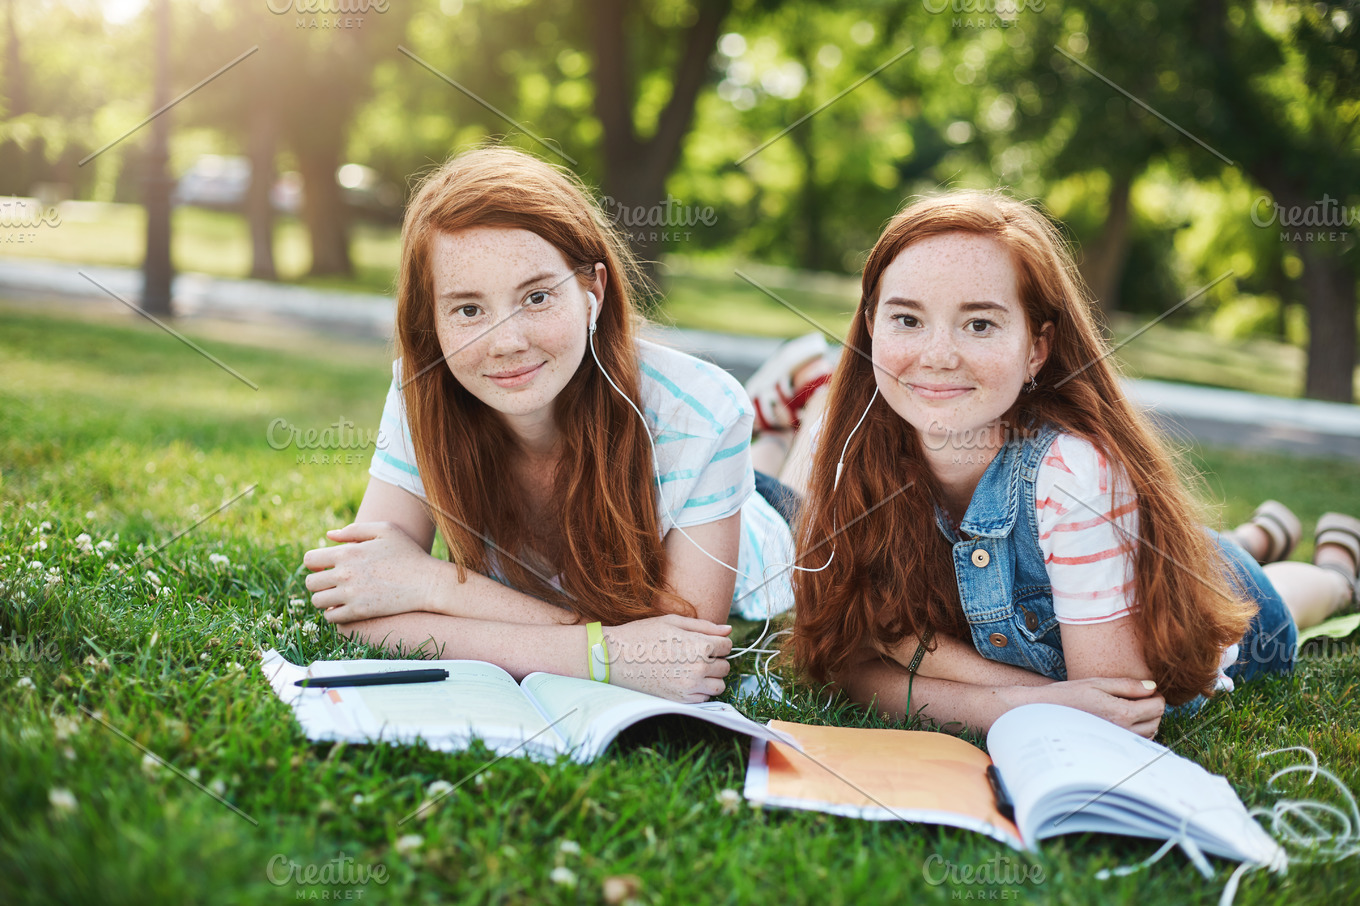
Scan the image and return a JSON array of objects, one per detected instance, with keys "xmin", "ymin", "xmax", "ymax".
[{"xmin": 745, "ymin": 720, "xmax": 1024, "ymax": 849}]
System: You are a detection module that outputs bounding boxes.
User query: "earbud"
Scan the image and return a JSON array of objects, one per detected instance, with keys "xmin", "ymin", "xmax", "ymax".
[{"xmin": 586, "ymin": 291, "xmax": 599, "ymax": 333}]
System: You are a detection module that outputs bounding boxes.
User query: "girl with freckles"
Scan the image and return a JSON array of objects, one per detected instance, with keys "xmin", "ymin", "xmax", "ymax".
[
  {"xmin": 790, "ymin": 192, "xmax": 1360, "ymax": 738},
  {"xmin": 302, "ymin": 147, "xmax": 794, "ymax": 703}
]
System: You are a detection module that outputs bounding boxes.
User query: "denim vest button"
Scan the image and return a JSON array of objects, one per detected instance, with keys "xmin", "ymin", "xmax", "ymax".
[
  {"xmin": 989, "ymin": 632, "xmax": 1008, "ymax": 647},
  {"xmin": 971, "ymin": 548, "xmax": 990, "ymax": 568},
  {"xmin": 1020, "ymin": 606, "xmax": 1039, "ymax": 632}
]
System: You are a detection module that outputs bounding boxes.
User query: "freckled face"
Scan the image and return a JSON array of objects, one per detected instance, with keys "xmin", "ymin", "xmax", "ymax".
[
  {"xmin": 429, "ymin": 227, "xmax": 594, "ymax": 436},
  {"xmin": 868, "ymin": 232, "xmax": 1048, "ymax": 451}
]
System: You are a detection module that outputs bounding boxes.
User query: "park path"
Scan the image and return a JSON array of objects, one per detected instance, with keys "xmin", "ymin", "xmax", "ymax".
[{"xmin": 3, "ymin": 256, "xmax": 1359, "ymax": 461}]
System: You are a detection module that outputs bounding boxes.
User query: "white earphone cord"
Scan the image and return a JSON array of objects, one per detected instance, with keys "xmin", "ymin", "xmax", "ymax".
[{"xmin": 587, "ymin": 293, "xmax": 883, "ymax": 668}]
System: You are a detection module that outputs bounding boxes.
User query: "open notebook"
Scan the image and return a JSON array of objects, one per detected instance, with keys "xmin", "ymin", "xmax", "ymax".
[
  {"xmin": 745, "ymin": 703, "xmax": 1283, "ymax": 868},
  {"xmin": 260, "ymin": 650, "xmax": 797, "ymax": 763}
]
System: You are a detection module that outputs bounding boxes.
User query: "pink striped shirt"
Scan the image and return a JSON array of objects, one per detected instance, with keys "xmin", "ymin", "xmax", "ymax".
[{"xmin": 1035, "ymin": 434, "xmax": 1140, "ymax": 625}]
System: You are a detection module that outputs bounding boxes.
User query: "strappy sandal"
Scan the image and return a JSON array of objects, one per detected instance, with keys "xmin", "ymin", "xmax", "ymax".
[
  {"xmin": 745, "ymin": 333, "xmax": 832, "ymax": 432},
  {"xmin": 1246, "ymin": 500, "xmax": 1302, "ymax": 565},
  {"xmin": 1314, "ymin": 512, "xmax": 1360, "ymax": 612}
]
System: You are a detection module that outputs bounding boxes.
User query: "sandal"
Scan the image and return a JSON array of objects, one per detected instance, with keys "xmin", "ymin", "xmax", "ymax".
[
  {"xmin": 1314, "ymin": 512, "xmax": 1360, "ymax": 611},
  {"xmin": 745, "ymin": 333, "xmax": 832, "ymax": 432},
  {"xmin": 1245, "ymin": 500, "xmax": 1302, "ymax": 565}
]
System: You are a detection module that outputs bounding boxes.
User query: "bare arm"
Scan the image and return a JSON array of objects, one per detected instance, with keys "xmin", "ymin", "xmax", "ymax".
[
  {"xmin": 1059, "ymin": 615, "xmax": 1154, "ymax": 683},
  {"xmin": 875, "ymin": 631, "xmax": 1056, "ymax": 688},
  {"xmin": 835, "ymin": 643, "xmax": 1166, "ymax": 738}
]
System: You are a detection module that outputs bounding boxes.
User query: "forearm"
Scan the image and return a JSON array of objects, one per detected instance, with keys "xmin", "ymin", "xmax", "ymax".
[
  {"xmin": 338, "ymin": 612, "xmax": 589, "ymax": 681},
  {"xmin": 427, "ymin": 559, "xmax": 576, "ymax": 625},
  {"xmin": 878, "ymin": 632, "xmax": 1054, "ymax": 688},
  {"xmin": 836, "ymin": 653, "xmax": 1037, "ymax": 735}
]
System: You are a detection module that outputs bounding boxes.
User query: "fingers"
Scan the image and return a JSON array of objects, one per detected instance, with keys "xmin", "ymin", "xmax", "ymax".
[
  {"xmin": 659, "ymin": 613, "xmax": 733, "ymax": 636},
  {"xmin": 325, "ymin": 522, "xmax": 387, "ymax": 544},
  {"xmin": 304, "ymin": 569, "xmax": 339, "ymax": 594},
  {"xmin": 302, "ymin": 545, "xmax": 340, "ymax": 572},
  {"xmin": 1089, "ymin": 676, "xmax": 1162, "ymax": 700}
]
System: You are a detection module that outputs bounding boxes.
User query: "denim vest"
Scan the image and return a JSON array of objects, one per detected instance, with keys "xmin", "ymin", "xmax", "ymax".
[
  {"xmin": 933, "ymin": 425, "xmax": 1069, "ymax": 679},
  {"xmin": 933, "ymin": 425, "xmax": 1296, "ymax": 698}
]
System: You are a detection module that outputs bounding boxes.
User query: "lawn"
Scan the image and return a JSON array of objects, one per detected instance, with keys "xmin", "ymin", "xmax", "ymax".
[
  {"xmin": 5, "ymin": 201, "xmax": 1357, "ymax": 399},
  {"xmin": 2, "ymin": 304, "xmax": 1358, "ymax": 904}
]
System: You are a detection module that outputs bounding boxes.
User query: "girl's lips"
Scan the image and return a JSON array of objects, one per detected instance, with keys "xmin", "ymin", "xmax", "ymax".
[
  {"xmin": 487, "ymin": 362, "xmax": 544, "ymax": 388},
  {"xmin": 908, "ymin": 382, "xmax": 972, "ymax": 400}
]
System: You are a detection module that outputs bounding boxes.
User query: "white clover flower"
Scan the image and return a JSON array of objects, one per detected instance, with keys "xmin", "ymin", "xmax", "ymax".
[
  {"xmin": 549, "ymin": 867, "xmax": 577, "ymax": 888},
  {"xmin": 394, "ymin": 834, "xmax": 423, "ymax": 855},
  {"xmin": 144, "ymin": 571, "xmax": 161, "ymax": 588},
  {"xmin": 558, "ymin": 840, "xmax": 581, "ymax": 856},
  {"xmin": 187, "ymin": 767, "xmax": 201, "ymax": 782},
  {"xmin": 28, "ymin": 560, "xmax": 42, "ymax": 570},
  {"xmin": 209, "ymin": 778, "xmax": 227, "ymax": 797},
  {"xmin": 48, "ymin": 787, "xmax": 77, "ymax": 814},
  {"xmin": 75, "ymin": 533, "xmax": 94, "ymax": 555},
  {"xmin": 288, "ymin": 597, "xmax": 307, "ymax": 612},
  {"xmin": 16, "ymin": 676, "xmax": 35, "ymax": 690},
  {"xmin": 54, "ymin": 716, "xmax": 81, "ymax": 741},
  {"xmin": 717, "ymin": 788, "xmax": 742, "ymax": 814},
  {"xmin": 96, "ymin": 540, "xmax": 115, "ymax": 553},
  {"xmin": 300, "ymin": 621, "xmax": 320, "ymax": 636},
  {"xmin": 208, "ymin": 553, "xmax": 231, "ymax": 568},
  {"xmin": 141, "ymin": 753, "xmax": 161, "ymax": 776},
  {"xmin": 352, "ymin": 793, "xmax": 366, "ymax": 807},
  {"xmin": 39, "ymin": 521, "xmax": 52, "ymax": 533},
  {"xmin": 426, "ymin": 779, "xmax": 455, "ymax": 798},
  {"xmin": 45, "ymin": 569, "xmax": 63, "ymax": 589}
]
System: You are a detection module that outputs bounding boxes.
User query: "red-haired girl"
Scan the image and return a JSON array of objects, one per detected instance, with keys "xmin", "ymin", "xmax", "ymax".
[
  {"xmin": 302, "ymin": 148, "xmax": 793, "ymax": 702},
  {"xmin": 791, "ymin": 192, "xmax": 1359, "ymax": 737}
]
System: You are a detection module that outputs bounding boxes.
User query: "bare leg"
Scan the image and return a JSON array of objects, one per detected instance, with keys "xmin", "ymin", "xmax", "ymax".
[
  {"xmin": 1262, "ymin": 559, "xmax": 1352, "ymax": 631},
  {"xmin": 1229, "ymin": 524, "xmax": 1270, "ymax": 563},
  {"xmin": 750, "ymin": 430, "xmax": 792, "ymax": 477},
  {"xmin": 778, "ymin": 383, "xmax": 830, "ymax": 496}
]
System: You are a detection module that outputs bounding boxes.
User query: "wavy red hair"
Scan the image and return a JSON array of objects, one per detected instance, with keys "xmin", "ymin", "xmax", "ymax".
[
  {"xmin": 395, "ymin": 146, "xmax": 688, "ymax": 624},
  {"xmin": 792, "ymin": 192, "xmax": 1255, "ymax": 706}
]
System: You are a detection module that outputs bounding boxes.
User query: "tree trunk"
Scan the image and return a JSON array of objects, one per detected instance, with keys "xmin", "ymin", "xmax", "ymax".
[
  {"xmin": 591, "ymin": 0, "xmax": 730, "ymax": 285},
  {"xmin": 297, "ymin": 145, "xmax": 351, "ymax": 277},
  {"xmin": 1254, "ymin": 168, "xmax": 1357, "ymax": 403},
  {"xmin": 245, "ymin": 105, "xmax": 277, "ymax": 281},
  {"xmin": 1295, "ymin": 243, "xmax": 1357, "ymax": 403},
  {"xmin": 141, "ymin": 0, "xmax": 174, "ymax": 317},
  {"xmin": 1080, "ymin": 171, "xmax": 1133, "ymax": 324}
]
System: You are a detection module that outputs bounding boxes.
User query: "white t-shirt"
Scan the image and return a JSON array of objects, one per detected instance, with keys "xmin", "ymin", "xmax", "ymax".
[{"xmin": 367, "ymin": 339, "xmax": 794, "ymax": 620}]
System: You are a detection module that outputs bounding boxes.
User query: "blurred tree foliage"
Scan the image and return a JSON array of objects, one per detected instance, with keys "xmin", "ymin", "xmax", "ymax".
[{"xmin": 1, "ymin": 0, "xmax": 1356, "ymax": 399}]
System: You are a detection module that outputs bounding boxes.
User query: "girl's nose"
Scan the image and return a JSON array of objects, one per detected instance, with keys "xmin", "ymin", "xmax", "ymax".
[
  {"xmin": 918, "ymin": 327, "xmax": 960, "ymax": 369},
  {"xmin": 486, "ymin": 308, "xmax": 532, "ymax": 356}
]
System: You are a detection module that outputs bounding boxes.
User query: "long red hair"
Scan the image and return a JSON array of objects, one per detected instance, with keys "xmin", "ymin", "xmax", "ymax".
[
  {"xmin": 792, "ymin": 192, "xmax": 1254, "ymax": 706},
  {"xmin": 395, "ymin": 146, "xmax": 688, "ymax": 623}
]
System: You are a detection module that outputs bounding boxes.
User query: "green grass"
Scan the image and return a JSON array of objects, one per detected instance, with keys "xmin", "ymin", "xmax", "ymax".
[
  {"xmin": 6, "ymin": 202, "xmax": 1358, "ymax": 399},
  {"xmin": 2, "ymin": 304, "xmax": 1359, "ymax": 904}
]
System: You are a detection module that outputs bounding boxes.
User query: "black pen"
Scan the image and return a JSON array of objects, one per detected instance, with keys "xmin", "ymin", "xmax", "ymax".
[
  {"xmin": 986, "ymin": 764, "xmax": 1015, "ymax": 821},
  {"xmin": 294, "ymin": 668, "xmax": 450, "ymax": 689}
]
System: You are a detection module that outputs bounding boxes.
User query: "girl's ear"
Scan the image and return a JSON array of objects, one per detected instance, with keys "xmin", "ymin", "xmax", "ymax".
[
  {"xmin": 1030, "ymin": 320, "xmax": 1054, "ymax": 376},
  {"xmin": 590, "ymin": 261, "xmax": 607, "ymax": 306},
  {"xmin": 864, "ymin": 306, "xmax": 875, "ymax": 339}
]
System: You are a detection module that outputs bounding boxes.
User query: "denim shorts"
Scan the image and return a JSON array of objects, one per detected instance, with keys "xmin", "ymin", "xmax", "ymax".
[{"xmin": 1211, "ymin": 529, "xmax": 1298, "ymax": 684}]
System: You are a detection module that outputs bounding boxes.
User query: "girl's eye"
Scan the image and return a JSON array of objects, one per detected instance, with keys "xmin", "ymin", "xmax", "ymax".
[
  {"xmin": 457, "ymin": 304, "xmax": 480, "ymax": 319},
  {"xmin": 967, "ymin": 319, "xmax": 995, "ymax": 333},
  {"xmin": 893, "ymin": 314, "xmax": 919, "ymax": 328},
  {"xmin": 525, "ymin": 290, "xmax": 550, "ymax": 308}
]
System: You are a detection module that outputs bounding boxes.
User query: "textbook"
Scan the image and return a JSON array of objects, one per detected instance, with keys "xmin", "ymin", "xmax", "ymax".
[
  {"xmin": 744, "ymin": 703, "xmax": 1283, "ymax": 867},
  {"xmin": 260, "ymin": 649, "xmax": 798, "ymax": 763}
]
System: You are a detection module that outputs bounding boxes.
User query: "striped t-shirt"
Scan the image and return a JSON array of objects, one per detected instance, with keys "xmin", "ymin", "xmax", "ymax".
[
  {"xmin": 1035, "ymin": 434, "xmax": 1140, "ymax": 624},
  {"xmin": 367, "ymin": 339, "xmax": 794, "ymax": 620}
]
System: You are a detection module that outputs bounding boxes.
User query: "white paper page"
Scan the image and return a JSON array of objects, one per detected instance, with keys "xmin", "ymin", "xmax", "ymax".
[
  {"xmin": 520, "ymin": 672, "xmax": 798, "ymax": 763},
  {"xmin": 988, "ymin": 704, "xmax": 1281, "ymax": 864},
  {"xmin": 311, "ymin": 659, "xmax": 564, "ymax": 759},
  {"xmin": 260, "ymin": 649, "xmax": 349, "ymax": 743}
]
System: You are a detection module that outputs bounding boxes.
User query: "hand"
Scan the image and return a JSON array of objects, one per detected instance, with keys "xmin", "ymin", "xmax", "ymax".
[
  {"xmin": 602, "ymin": 614, "xmax": 733, "ymax": 703},
  {"xmin": 302, "ymin": 522, "xmax": 446, "ymax": 624},
  {"xmin": 1022, "ymin": 677, "xmax": 1165, "ymax": 739}
]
